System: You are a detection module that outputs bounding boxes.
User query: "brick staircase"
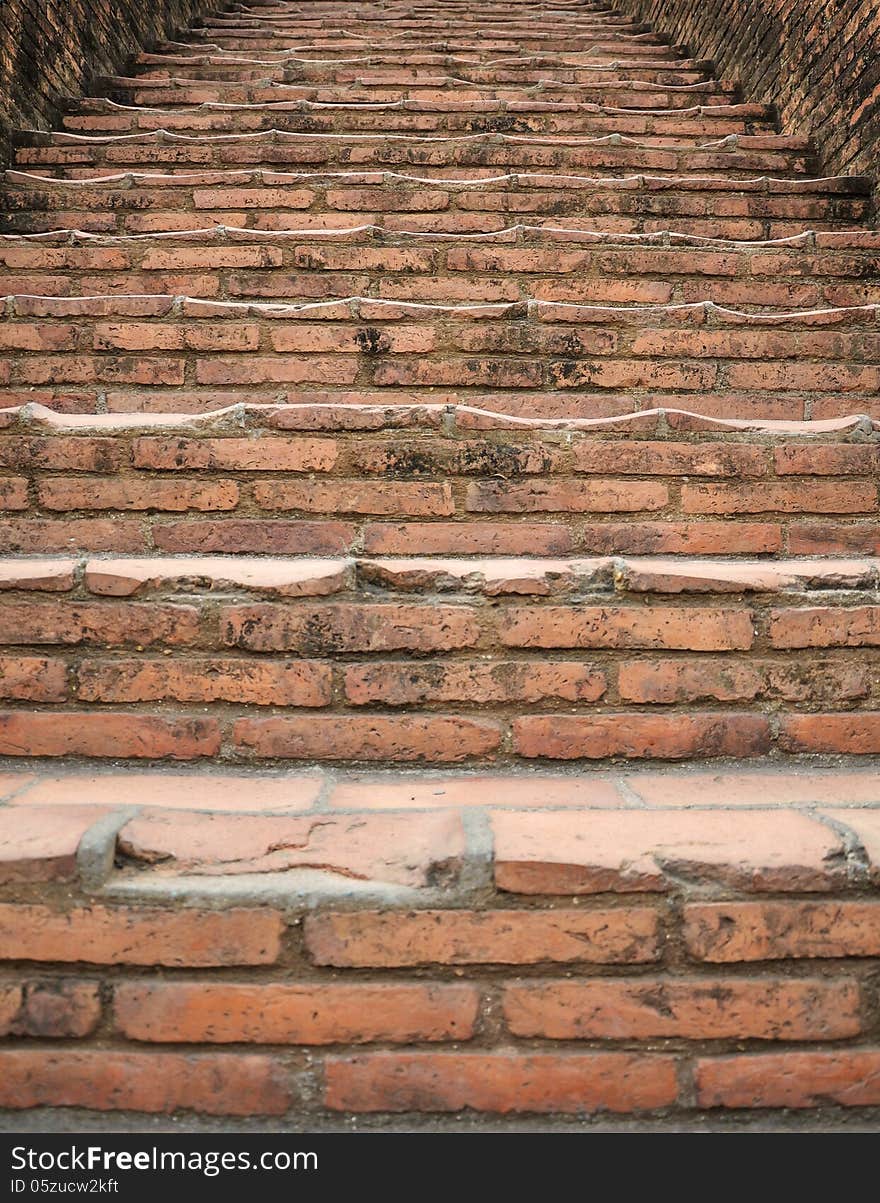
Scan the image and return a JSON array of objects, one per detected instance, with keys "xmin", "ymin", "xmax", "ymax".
[{"xmin": 1, "ymin": 0, "xmax": 880, "ymax": 1129}]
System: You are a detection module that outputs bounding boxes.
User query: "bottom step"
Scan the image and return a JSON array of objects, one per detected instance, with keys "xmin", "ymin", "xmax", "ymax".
[{"xmin": 1, "ymin": 759, "xmax": 880, "ymax": 1124}]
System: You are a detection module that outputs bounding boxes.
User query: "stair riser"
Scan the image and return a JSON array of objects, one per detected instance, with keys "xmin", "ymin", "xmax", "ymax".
[
  {"xmin": 3, "ymin": 237, "xmax": 876, "ymax": 311},
  {"xmin": 0, "ymin": 415, "xmax": 876, "ymax": 553},
  {"xmin": 1, "ymin": 303, "xmax": 878, "ymax": 416}
]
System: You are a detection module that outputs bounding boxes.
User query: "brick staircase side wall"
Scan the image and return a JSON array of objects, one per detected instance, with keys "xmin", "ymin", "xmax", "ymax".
[
  {"xmin": 0, "ymin": 0, "xmax": 218, "ymax": 166},
  {"xmin": 625, "ymin": 0, "xmax": 880, "ymax": 220}
]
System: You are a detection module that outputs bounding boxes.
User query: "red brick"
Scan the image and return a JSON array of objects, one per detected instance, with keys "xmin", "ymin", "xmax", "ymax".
[
  {"xmin": 254, "ymin": 480, "xmax": 454, "ymax": 516},
  {"xmin": 234, "ymin": 715, "xmax": 501, "ymax": 762},
  {"xmin": 684, "ymin": 901, "xmax": 880, "ymax": 962},
  {"xmin": 499, "ymin": 606, "xmax": 754, "ymax": 650},
  {"xmin": 133, "ymin": 436, "xmax": 338, "ymax": 471},
  {"xmin": 0, "ymin": 1051, "xmax": 290, "ymax": 1115},
  {"xmin": 466, "ymin": 480, "xmax": 667, "ymax": 513},
  {"xmin": 77, "ymin": 658, "xmax": 331, "ymax": 706},
  {"xmin": 0, "ymin": 602, "xmax": 199, "ymax": 647},
  {"xmin": 789, "ymin": 523, "xmax": 880, "ymax": 555},
  {"xmin": 324, "ymin": 1052, "xmax": 677, "ymax": 1114},
  {"xmin": 618, "ymin": 659, "xmax": 763, "ymax": 703},
  {"xmin": 774, "ymin": 445, "xmax": 880, "ymax": 475},
  {"xmin": 195, "ymin": 356, "xmax": 357, "ymax": 385},
  {"xmin": 363, "ymin": 522, "xmax": 574, "ymax": 555},
  {"xmin": 0, "ymin": 713, "xmax": 220, "ymax": 759},
  {"xmin": 92, "ymin": 322, "xmax": 259, "ymax": 352},
  {"xmin": 343, "ymin": 661, "xmax": 606, "ymax": 705},
  {"xmin": 0, "ymin": 479, "xmax": 29, "ymax": 509},
  {"xmin": 512, "ymin": 714, "xmax": 771, "ymax": 759},
  {"xmin": 38, "ymin": 479, "xmax": 239, "ymax": 512},
  {"xmin": 0, "ymin": 980, "xmax": 101, "ymax": 1038},
  {"xmin": 579, "ymin": 522, "xmax": 782, "ymax": 555},
  {"xmin": 0, "ymin": 436, "xmax": 126, "ymax": 472},
  {"xmin": 573, "ymin": 441, "xmax": 767, "ymax": 477},
  {"xmin": 503, "ymin": 978, "xmax": 860, "ymax": 1040},
  {"xmin": 223, "ymin": 603, "xmax": 479, "ymax": 653},
  {"xmin": 0, "ymin": 323, "xmax": 77, "ymax": 351},
  {"xmin": 492, "ymin": 809, "xmax": 844, "ymax": 894},
  {"xmin": 695, "ymin": 1051, "xmax": 880, "ymax": 1110},
  {"xmin": 114, "ymin": 982, "xmax": 477, "ymax": 1044},
  {"xmin": 304, "ymin": 908, "xmax": 661, "ymax": 966},
  {"xmin": 778, "ymin": 713, "xmax": 880, "ymax": 754},
  {"xmin": 0, "ymin": 519, "xmax": 145, "ymax": 553},
  {"xmin": 769, "ymin": 606, "xmax": 880, "ymax": 648},
  {"xmin": 0, "ymin": 904, "xmax": 282, "ymax": 966},
  {"xmin": 153, "ymin": 520, "xmax": 354, "ymax": 555},
  {"xmin": 682, "ymin": 481, "xmax": 876, "ymax": 514},
  {"xmin": 0, "ymin": 656, "xmax": 67, "ymax": 702}
]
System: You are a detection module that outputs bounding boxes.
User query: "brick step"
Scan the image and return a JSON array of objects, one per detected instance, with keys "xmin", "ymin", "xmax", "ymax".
[
  {"xmin": 61, "ymin": 100, "xmax": 777, "ymax": 139},
  {"xmin": 0, "ymin": 402, "xmax": 876, "ymax": 555},
  {"xmin": 0, "ymin": 552, "xmax": 877, "ymax": 762},
  {"xmin": 3, "ymin": 170, "xmax": 868, "ymax": 239},
  {"xmin": 1, "ymin": 294, "xmax": 878, "ymax": 418},
  {"xmin": 127, "ymin": 69, "xmax": 715, "ymax": 91},
  {"xmin": 181, "ymin": 33, "xmax": 685, "ymax": 53},
  {"xmin": 94, "ymin": 81, "xmax": 740, "ymax": 109},
  {"xmin": 2, "ymin": 757, "xmax": 880, "ymax": 1120},
  {"xmin": 131, "ymin": 56, "xmax": 712, "ymax": 83},
  {"xmin": 8, "ymin": 225, "xmax": 880, "ymax": 310},
  {"xmin": 14, "ymin": 134, "xmax": 815, "ymax": 182}
]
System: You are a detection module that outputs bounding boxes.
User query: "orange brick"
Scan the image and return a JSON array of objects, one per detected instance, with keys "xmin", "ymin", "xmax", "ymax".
[
  {"xmin": 304, "ymin": 909, "xmax": 661, "ymax": 966},
  {"xmin": 324, "ymin": 1052, "xmax": 678, "ymax": 1113},
  {"xmin": 114, "ymin": 982, "xmax": 477, "ymax": 1043},
  {"xmin": 503, "ymin": 978, "xmax": 860, "ymax": 1040},
  {"xmin": 695, "ymin": 1051, "xmax": 880, "ymax": 1110},
  {"xmin": 0, "ymin": 1050, "xmax": 290, "ymax": 1115},
  {"xmin": 0, "ymin": 904, "xmax": 282, "ymax": 966},
  {"xmin": 499, "ymin": 607, "xmax": 754, "ymax": 651},
  {"xmin": 685, "ymin": 901, "xmax": 880, "ymax": 962}
]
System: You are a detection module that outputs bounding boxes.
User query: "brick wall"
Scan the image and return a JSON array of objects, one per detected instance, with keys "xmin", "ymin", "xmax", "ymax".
[
  {"xmin": 0, "ymin": 0, "xmax": 218, "ymax": 165},
  {"xmin": 625, "ymin": 0, "xmax": 880, "ymax": 216}
]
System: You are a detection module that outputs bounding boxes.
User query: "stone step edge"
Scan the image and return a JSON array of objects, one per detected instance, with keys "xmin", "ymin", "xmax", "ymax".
[
  {"xmin": 62, "ymin": 96, "xmax": 770, "ymax": 117},
  {"xmin": 2, "ymin": 554, "xmax": 879, "ymax": 598},
  {"xmin": 12, "ymin": 129, "xmax": 805, "ymax": 153},
  {"xmin": 3, "ymin": 399, "xmax": 877, "ymax": 434},
  {"xmin": 10, "ymin": 168, "xmax": 863, "ymax": 192},
  {"xmin": 6, "ymin": 293, "xmax": 880, "ymax": 327},
  {"xmin": 3, "ymin": 222, "xmax": 870, "ymax": 250},
  {"xmin": 5, "ymin": 777, "xmax": 880, "ymax": 900}
]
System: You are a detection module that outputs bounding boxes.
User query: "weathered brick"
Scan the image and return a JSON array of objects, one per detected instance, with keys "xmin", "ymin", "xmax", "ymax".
[
  {"xmin": 499, "ymin": 606, "xmax": 753, "ymax": 650},
  {"xmin": 0, "ymin": 713, "xmax": 221, "ymax": 759},
  {"xmin": 512, "ymin": 714, "xmax": 771, "ymax": 759},
  {"xmin": 0, "ymin": 980, "xmax": 101, "ymax": 1038},
  {"xmin": 0, "ymin": 904, "xmax": 282, "ymax": 966},
  {"xmin": 133, "ymin": 437, "xmax": 338, "ymax": 472},
  {"xmin": 503, "ymin": 978, "xmax": 860, "ymax": 1040},
  {"xmin": 684, "ymin": 901, "xmax": 880, "ymax": 962},
  {"xmin": 38, "ymin": 478, "xmax": 239, "ymax": 512},
  {"xmin": 324, "ymin": 1052, "xmax": 678, "ymax": 1113},
  {"xmin": 114, "ymin": 982, "xmax": 477, "ymax": 1043},
  {"xmin": 0, "ymin": 602, "xmax": 199, "ymax": 646},
  {"xmin": 234, "ymin": 715, "xmax": 501, "ymax": 762},
  {"xmin": 0, "ymin": 1051, "xmax": 290, "ymax": 1115},
  {"xmin": 304, "ymin": 909, "xmax": 661, "ymax": 966},
  {"xmin": 77, "ymin": 658, "xmax": 332, "ymax": 706},
  {"xmin": 695, "ymin": 1051, "xmax": 880, "ymax": 1110},
  {"xmin": 769, "ymin": 607, "xmax": 880, "ymax": 648},
  {"xmin": 254, "ymin": 480, "xmax": 454, "ymax": 516},
  {"xmin": 223, "ymin": 603, "xmax": 479, "ymax": 653},
  {"xmin": 343, "ymin": 661, "xmax": 606, "ymax": 705}
]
